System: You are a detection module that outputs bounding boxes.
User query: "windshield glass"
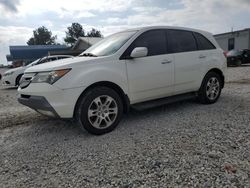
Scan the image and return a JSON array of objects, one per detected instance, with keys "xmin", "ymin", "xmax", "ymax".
[
  {"xmin": 227, "ymin": 50, "xmax": 242, "ymax": 57},
  {"xmin": 26, "ymin": 58, "xmax": 41, "ymax": 67},
  {"xmin": 81, "ymin": 30, "xmax": 137, "ymax": 57}
]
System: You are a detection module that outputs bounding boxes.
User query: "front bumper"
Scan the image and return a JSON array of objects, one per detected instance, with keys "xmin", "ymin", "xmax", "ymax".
[
  {"xmin": 1, "ymin": 75, "xmax": 16, "ymax": 86},
  {"xmin": 18, "ymin": 83, "xmax": 86, "ymax": 118},
  {"xmin": 18, "ymin": 95, "xmax": 59, "ymax": 117}
]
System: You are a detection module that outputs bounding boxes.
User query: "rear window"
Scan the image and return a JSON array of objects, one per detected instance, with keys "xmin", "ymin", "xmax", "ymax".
[
  {"xmin": 227, "ymin": 50, "xmax": 242, "ymax": 57},
  {"xmin": 194, "ymin": 32, "xmax": 216, "ymax": 50},
  {"xmin": 167, "ymin": 30, "xmax": 197, "ymax": 53}
]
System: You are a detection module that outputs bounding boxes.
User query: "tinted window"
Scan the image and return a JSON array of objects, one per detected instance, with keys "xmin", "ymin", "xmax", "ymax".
[
  {"xmin": 47, "ymin": 57, "xmax": 57, "ymax": 62},
  {"xmin": 58, "ymin": 56, "xmax": 69, "ymax": 60},
  {"xmin": 167, "ymin": 30, "xmax": 197, "ymax": 53},
  {"xmin": 37, "ymin": 57, "xmax": 56, "ymax": 65},
  {"xmin": 244, "ymin": 50, "xmax": 250, "ymax": 55},
  {"xmin": 194, "ymin": 32, "xmax": 215, "ymax": 50},
  {"xmin": 123, "ymin": 30, "xmax": 167, "ymax": 57}
]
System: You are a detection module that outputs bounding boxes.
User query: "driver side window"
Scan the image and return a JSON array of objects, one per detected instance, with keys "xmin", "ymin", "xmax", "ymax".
[{"xmin": 122, "ymin": 30, "xmax": 167, "ymax": 58}]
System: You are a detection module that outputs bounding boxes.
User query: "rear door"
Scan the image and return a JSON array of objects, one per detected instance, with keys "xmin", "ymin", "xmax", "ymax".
[
  {"xmin": 167, "ymin": 29, "xmax": 201, "ymax": 94},
  {"xmin": 124, "ymin": 29, "xmax": 174, "ymax": 103},
  {"xmin": 243, "ymin": 50, "xmax": 250, "ymax": 63}
]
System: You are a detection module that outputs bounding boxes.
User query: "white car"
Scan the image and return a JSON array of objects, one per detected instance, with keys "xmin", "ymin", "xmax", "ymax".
[
  {"xmin": 18, "ymin": 26, "xmax": 227, "ymax": 135},
  {"xmin": 2, "ymin": 55, "xmax": 73, "ymax": 87}
]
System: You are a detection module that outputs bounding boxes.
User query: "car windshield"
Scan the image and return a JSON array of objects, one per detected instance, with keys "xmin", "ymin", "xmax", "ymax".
[
  {"xmin": 227, "ymin": 50, "xmax": 243, "ymax": 57},
  {"xmin": 26, "ymin": 58, "xmax": 41, "ymax": 67},
  {"xmin": 80, "ymin": 30, "xmax": 137, "ymax": 57}
]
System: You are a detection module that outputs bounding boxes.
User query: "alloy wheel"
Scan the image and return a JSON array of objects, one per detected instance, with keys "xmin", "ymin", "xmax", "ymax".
[
  {"xmin": 206, "ymin": 77, "xmax": 220, "ymax": 100},
  {"xmin": 87, "ymin": 95, "xmax": 118, "ymax": 129}
]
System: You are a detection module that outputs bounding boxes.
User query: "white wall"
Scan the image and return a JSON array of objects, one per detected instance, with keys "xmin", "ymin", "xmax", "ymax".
[{"xmin": 214, "ymin": 29, "xmax": 250, "ymax": 51}]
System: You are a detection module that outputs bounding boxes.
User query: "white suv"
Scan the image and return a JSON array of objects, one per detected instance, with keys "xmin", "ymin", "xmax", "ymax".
[{"xmin": 18, "ymin": 26, "xmax": 227, "ymax": 135}]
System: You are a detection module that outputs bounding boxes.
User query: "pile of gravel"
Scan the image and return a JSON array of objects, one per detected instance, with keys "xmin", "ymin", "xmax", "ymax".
[{"xmin": 0, "ymin": 67, "xmax": 249, "ymax": 187}]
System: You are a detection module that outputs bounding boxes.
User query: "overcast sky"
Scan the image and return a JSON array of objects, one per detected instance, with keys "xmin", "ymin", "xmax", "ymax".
[{"xmin": 1, "ymin": 0, "xmax": 250, "ymax": 64}]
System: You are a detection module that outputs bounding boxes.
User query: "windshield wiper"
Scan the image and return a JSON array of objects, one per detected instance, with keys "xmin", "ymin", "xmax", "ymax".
[{"xmin": 79, "ymin": 53, "xmax": 97, "ymax": 57}]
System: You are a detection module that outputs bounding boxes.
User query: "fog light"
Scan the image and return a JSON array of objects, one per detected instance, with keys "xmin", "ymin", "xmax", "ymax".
[{"xmin": 37, "ymin": 109, "xmax": 56, "ymax": 117}]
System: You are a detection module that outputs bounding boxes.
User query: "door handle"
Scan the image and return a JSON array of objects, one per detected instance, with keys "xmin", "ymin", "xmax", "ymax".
[
  {"xmin": 199, "ymin": 55, "xmax": 206, "ymax": 59},
  {"xmin": 161, "ymin": 60, "xmax": 172, "ymax": 64}
]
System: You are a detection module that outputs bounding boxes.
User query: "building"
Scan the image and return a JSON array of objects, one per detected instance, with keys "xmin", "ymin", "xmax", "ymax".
[
  {"xmin": 6, "ymin": 37, "xmax": 103, "ymax": 68},
  {"xmin": 6, "ymin": 45, "xmax": 69, "ymax": 67},
  {"xmin": 214, "ymin": 28, "xmax": 250, "ymax": 51},
  {"xmin": 72, "ymin": 37, "xmax": 103, "ymax": 52},
  {"xmin": 49, "ymin": 37, "xmax": 103, "ymax": 56}
]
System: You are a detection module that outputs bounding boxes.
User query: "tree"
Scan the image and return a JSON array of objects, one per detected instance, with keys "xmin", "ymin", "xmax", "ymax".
[
  {"xmin": 27, "ymin": 26, "xmax": 57, "ymax": 45},
  {"xmin": 87, "ymin": 28, "xmax": 102, "ymax": 37},
  {"xmin": 64, "ymin": 23, "xmax": 85, "ymax": 46}
]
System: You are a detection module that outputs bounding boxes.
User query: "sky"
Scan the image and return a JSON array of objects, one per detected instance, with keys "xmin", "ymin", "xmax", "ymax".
[{"xmin": 0, "ymin": 0, "xmax": 250, "ymax": 64}]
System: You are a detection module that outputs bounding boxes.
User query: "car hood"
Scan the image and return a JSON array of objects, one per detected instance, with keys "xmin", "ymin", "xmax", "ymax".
[
  {"xmin": 4, "ymin": 66, "xmax": 26, "ymax": 74},
  {"xmin": 25, "ymin": 56, "xmax": 107, "ymax": 73}
]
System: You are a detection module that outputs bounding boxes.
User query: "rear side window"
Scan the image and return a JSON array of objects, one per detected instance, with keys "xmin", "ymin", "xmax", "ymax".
[
  {"xmin": 194, "ymin": 32, "xmax": 216, "ymax": 50},
  {"xmin": 167, "ymin": 30, "xmax": 197, "ymax": 53},
  {"xmin": 47, "ymin": 57, "xmax": 57, "ymax": 62},
  {"xmin": 125, "ymin": 30, "xmax": 167, "ymax": 57},
  {"xmin": 58, "ymin": 56, "xmax": 69, "ymax": 60}
]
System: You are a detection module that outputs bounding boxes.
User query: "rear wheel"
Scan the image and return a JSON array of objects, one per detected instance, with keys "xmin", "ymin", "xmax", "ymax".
[
  {"xmin": 198, "ymin": 72, "xmax": 222, "ymax": 104},
  {"xmin": 76, "ymin": 86, "xmax": 123, "ymax": 135}
]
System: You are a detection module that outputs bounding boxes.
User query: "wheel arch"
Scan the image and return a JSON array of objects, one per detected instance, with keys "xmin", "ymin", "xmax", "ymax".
[
  {"xmin": 15, "ymin": 73, "xmax": 24, "ymax": 86},
  {"xmin": 74, "ymin": 81, "xmax": 130, "ymax": 118}
]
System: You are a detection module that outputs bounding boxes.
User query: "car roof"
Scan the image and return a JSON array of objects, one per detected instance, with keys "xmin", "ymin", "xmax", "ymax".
[{"xmin": 120, "ymin": 26, "xmax": 212, "ymax": 36}]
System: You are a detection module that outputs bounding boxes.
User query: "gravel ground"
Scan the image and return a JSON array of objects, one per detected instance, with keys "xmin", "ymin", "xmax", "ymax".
[{"xmin": 0, "ymin": 66, "xmax": 249, "ymax": 187}]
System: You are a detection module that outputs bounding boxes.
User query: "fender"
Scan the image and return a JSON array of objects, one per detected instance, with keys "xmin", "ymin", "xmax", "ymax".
[{"xmin": 54, "ymin": 60, "xmax": 129, "ymax": 96}]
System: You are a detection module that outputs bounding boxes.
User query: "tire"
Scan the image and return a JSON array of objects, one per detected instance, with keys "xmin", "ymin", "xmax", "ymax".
[
  {"xmin": 75, "ymin": 86, "xmax": 123, "ymax": 135},
  {"xmin": 16, "ymin": 74, "xmax": 23, "ymax": 86},
  {"xmin": 198, "ymin": 72, "xmax": 222, "ymax": 104}
]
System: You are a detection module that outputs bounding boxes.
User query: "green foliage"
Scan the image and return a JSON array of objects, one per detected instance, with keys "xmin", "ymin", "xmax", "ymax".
[
  {"xmin": 64, "ymin": 23, "xmax": 85, "ymax": 46},
  {"xmin": 27, "ymin": 26, "xmax": 57, "ymax": 45},
  {"xmin": 86, "ymin": 28, "xmax": 102, "ymax": 37},
  {"xmin": 26, "ymin": 23, "xmax": 103, "ymax": 46}
]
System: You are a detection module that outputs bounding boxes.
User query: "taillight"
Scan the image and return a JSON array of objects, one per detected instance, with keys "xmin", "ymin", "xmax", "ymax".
[{"xmin": 223, "ymin": 51, "xmax": 227, "ymax": 58}]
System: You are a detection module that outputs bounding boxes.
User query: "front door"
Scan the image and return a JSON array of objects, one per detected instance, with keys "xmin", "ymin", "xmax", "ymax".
[{"xmin": 125, "ymin": 30, "xmax": 174, "ymax": 103}]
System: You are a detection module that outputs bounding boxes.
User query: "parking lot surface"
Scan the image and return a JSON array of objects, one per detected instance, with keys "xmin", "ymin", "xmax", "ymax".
[{"xmin": 0, "ymin": 67, "xmax": 250, "ymax": 187}]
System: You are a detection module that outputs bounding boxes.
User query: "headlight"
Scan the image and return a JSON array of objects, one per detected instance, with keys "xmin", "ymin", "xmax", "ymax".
[
  {"xmin": 4, "ymin": 71, "xmax": 14, "ymax": 76},
  {"xmin": 31, "ymin": 69, "xmax": 71, "ymax": 84}
]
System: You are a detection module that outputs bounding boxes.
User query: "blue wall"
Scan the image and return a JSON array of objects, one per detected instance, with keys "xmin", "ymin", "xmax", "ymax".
[{"xmin": 7, "ymin": 45, "xmax": 69, "ymax": 62}]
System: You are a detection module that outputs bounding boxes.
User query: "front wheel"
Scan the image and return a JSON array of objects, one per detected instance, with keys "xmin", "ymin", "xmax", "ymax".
[
  {"xmin": 198, "ymin": 72, "xmax": 222, "ymax": 104},
  {"xmin": 75, "ymin": 86, "xmax": 123, "ymax": 135}
]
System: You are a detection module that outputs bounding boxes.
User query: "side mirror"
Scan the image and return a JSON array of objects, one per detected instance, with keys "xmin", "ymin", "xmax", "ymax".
[{"xmin": 130, "ymin": 47, "xmax": 148, "ymax": 58}]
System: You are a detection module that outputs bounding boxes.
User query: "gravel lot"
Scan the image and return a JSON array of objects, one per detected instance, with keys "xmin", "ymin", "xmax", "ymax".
[{"xmin": 0, "ymin": 66, "xmax": 249, "ymax": 187}]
